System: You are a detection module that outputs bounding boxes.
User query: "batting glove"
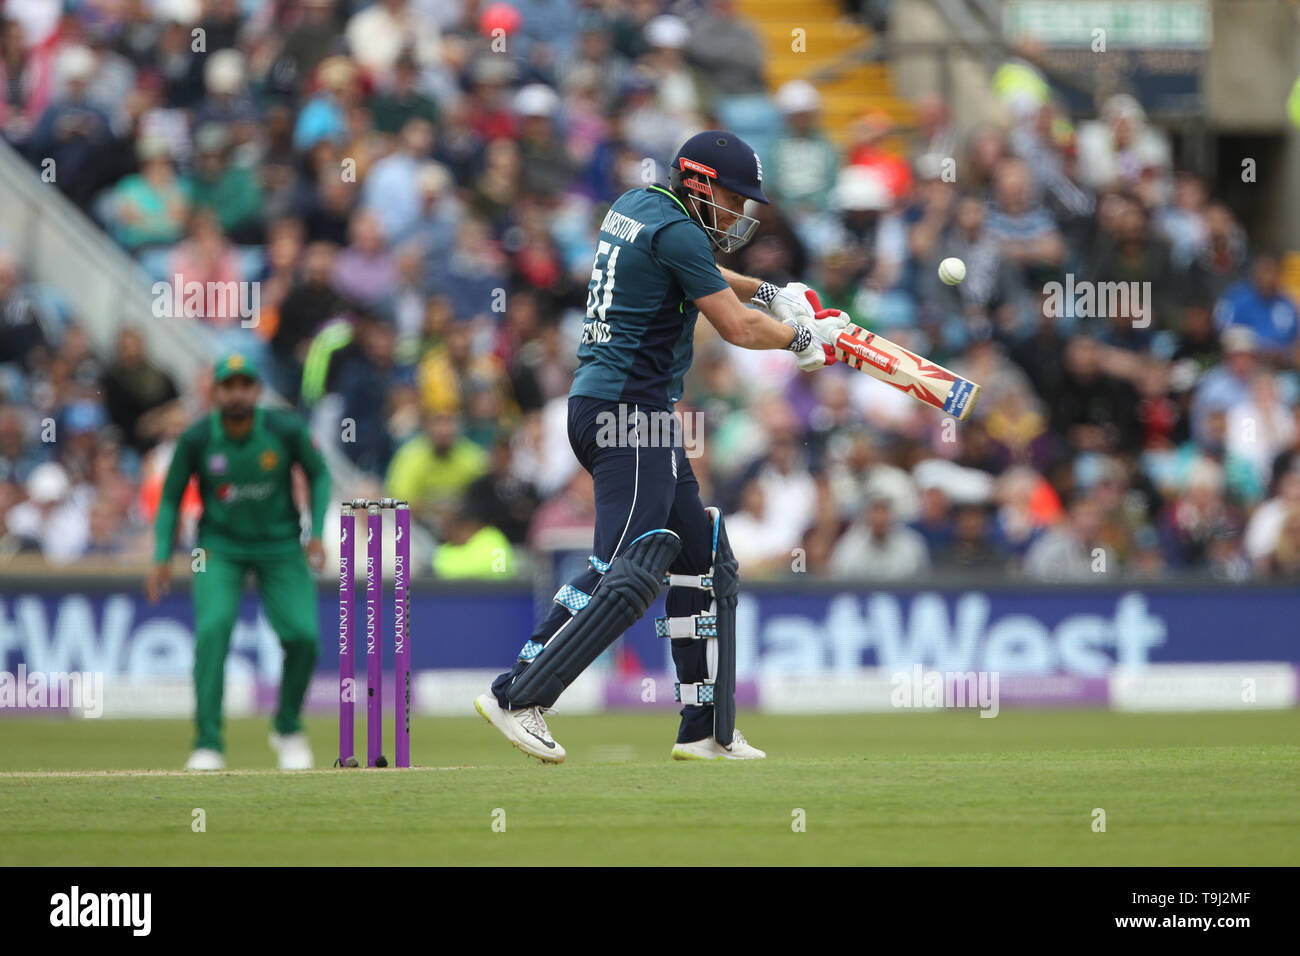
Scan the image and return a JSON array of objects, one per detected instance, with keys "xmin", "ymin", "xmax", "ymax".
[
  {"xmin": 785, "ymin": 322, "xmax": 838, "ymax": 371},
  {"xmin": 755, "ymin": 281, "xmax": 818, "ymax": 325}
]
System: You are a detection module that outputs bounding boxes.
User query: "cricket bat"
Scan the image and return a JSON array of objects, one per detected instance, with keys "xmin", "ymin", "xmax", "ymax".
[
  {"xmin": 832, "ymin": 324, "xmax": 982, "ymax": 421},
  {"xmin": 788, "ymin": 288, "xmax": 983, "ymax": 421}
]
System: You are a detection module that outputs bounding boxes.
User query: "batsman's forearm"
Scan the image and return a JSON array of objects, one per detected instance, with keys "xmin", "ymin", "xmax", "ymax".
[
  {"xmin": 719, "ymin": 267, "xmax": 763, "ymax": 302},
  {"xmin": 733, "ymin": 307, "xmax": 798, "ymax": 350}
]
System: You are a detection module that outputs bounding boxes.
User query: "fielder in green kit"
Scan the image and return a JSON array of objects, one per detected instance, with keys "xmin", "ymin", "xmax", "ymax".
[{"xmin": 145, "ymin": 353, "xmax": 331, "ymax": 770}]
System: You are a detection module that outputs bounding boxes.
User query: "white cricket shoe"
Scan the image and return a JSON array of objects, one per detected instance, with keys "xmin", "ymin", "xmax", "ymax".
[
  {"xmin": 185, "ymin": 748, "xmax": 226, "ymax": 771},
  {"xmin": 269, "ymin": 731, "xmax": 314, "ymax": 770},
  {"xmin": 474, "ymin": 693, "xmax": 565, "ymax": 763},
  {"xmin": 671, "ymin": 729, "xmax": 766, "ymax": 761}
]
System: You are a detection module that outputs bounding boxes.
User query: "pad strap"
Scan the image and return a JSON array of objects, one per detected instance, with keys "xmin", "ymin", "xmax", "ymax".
[
  {"xmin": 664, "ymin": 572, "xmax": 713, "ymax": 590},
  {"xmin": 655, "ymin": 614, "xmax": 717, "ymax": 638},
  {"xmin": 676, "ymin": 681, "xmax": 715, "ymax": 705},
  {"xmin": 554, "ymin": 584, "xmax": 591, "ymax": 614}
]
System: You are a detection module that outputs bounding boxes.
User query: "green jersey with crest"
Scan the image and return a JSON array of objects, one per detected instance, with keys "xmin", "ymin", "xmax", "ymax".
[{"xmin": 153, "ymin": 407, "xmax": 330, "ymax": 562}]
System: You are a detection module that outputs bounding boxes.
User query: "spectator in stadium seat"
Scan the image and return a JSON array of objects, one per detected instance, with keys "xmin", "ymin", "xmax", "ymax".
[
  {"xmin": 994, "ymin": 465, "xmax": 1059, "ymax": 557},
  {"xmin": 514, "ymin": 84, "xmax": 573, "ymax": 199},
  {"xmin": 194, "ymin": 48, "xmax": 260, "ymax": 132},
  {"xmin": 1076, "ymin": 94, "xmax": 1171, "ymax": 194},
  {"xmin": 440, "ymin": 216, "xmax": 508, "ymax": 318},
  {"xmin": 1157, "ymin": 457, "xmax": 1244, "ymax": 570},
  {"xmin": 1048, "ymin": 336, "xmax": 1141, "ymax": 454},
  {"xmin": 363, "ymin": 117, "xmax": 437, "ymax": 239},
  {"xmin": 554, "ymin": 10, "xmax": 631, "ymax": 110},
  {"xmin": 332, "ymin": 208, "xmax": 396, "ymax": 311},
  {"xmin": 1226, "ymin": 373, "xmax": 1296, "ymax": 489},
  {"xmin": 27, "ymin": 45, "xmax": 112, "ymax": 209},
  {"xmin": 914, "ymin": 191, "xmax": 1018, "ymax": 346},
  {"xmin": 278, "ymin": 0, "xmax": 340, "ymax": 89},
  {"xmin": 686, "ymin": 0, "xmax": 766, "ymax": 101},
  {"xmin": 155, "ymin": 17, "xmax": 206, "ymax": 109},
  {"xmin": 737, "ymin": 421, "xmax": 819, "ymax": 560},
  {"xmin": 109, "ymin": 135, "xmax": 192, "ymax": 251},
  {"xmin": 433, "ymin": 99, "xmax": 487, "ymax": 186},
  {"xmin": 1023, "ymin": 492, "xmax": 1108, "ymax": 580},
  {"xmin": 168, "ymin": 208, "xmax": 245, "ymax": 323},
  {"xmin": 509, "ymin": 0, "xmax": 580, "ymax": 63},
  {"xmin": 432, "ymin": 504, "xmax": 514, "ymax": 579},
  {"xmin": 909, "ymin": 482, "xmax": 954, "ymax": 553},
  {"xmin": 1214, "ymin": 252, "xmax": 1300, "ymax": 358},
  {"xmin": 830, "ymin": 492, "xmax": 930, "ymax": 580},
  {"xmin": 846, "ymin": 110, "xmax": 912, "ymax": 203},
  {"xmin": 346, "ymin": 0, "xmax": 441, "ymax": 79},
  {"xmin": 526, "ymin": 468, "xmax": 595, "ymax": 548},
  {"xmin": 1087, "ymin": 194, "xmax": 1176, "ymax": 342},
  {"xmin": 1156, "ymin": 172, "xmax": 1210, "ymax": 271},
  {"xmin": 386, "ymin": 411, "xmax": 489, "ymax": 527},
  {"xmin": 0, "ymin": 252, "xmax": 49, "ymax": 371},
  {"xmin": 462, "ymin": 433, "xmax": 539, "ymax": 545},
  {"xmin": 1187, "ymin": 202, "xmax": 1248, "ymax": 302},
  {"xmin": 461, "ymin": 58, "xmax": 515, "ymax": 145},
  {"xmin": 469, "ymin": 137, "xmax": 522, "ymax": 232},
  {"xmin": 0, "ymin": 18, "xmax": 51, "ymax": 145},
  {"xmin": 330, "ymin": 313, "xmax": 412, "ymax": 475},
  {"xmin": 1190, "ymin": 326, "xmax": 1259, "ymax": 445},
  {"xmin": 723, "ymin": 477, "xmax": 796, "ymax": 577},
  {"xmin": 936, "ymin": 502, "xmax": 1008, "ymax": 572},
  {"xmin": 769, "ymin": 80, "xmax": 839, "ymax": 219},
  {"xmin": 829, "ymin": 166, "xmax": 907, "ymax": 302},
  {"xmin": 640, "ymin": 14, "xmax": 704, "ymax": 129},
  {"xmin": 270, "ymin": 241, "xmax": 341, "ymax": 404},
  {"xmin": 84, "ymin": 495, "xmax": 135, "ymax": 557},
  {"xmin": 294, "ymin": 55, "xmax": 358, "ymax": 151},
  {"xmin": 300, "ymin": 157, "xmax": 358, "ymax": 246},
  {"xmin": 101, "ymin": 328, "xmax": 182, "ymax": 455},
  {"xmin": 618, "ymin": 67, "xmax": 684, "ymax": 167},
  {"xmin": 418, "ymin": 319, "xmax": 508, "ymax": 419},
  {"xmin": 6, "ymin": 461, "xmax": 89, "ymax": 563},
  {"xmin": 196, "ymin": 0, "xmax": 242, "ymax": 53},
  {"xmin": 1170, "ymin": 298, "xmax": 1222, "ymax": 372},
  {"xmin": 0, "ymin": 405, "xmax": 48, "ymax": 483},
  {"xmin": 190, "ymin": 124, "xmax": 264, "ymax": 244},
  {"xmin": 1265, "ymin": 505, "xmax": 1300, "ymax": 578},
  {"xmin": 985, "ymin": 157, "xmax": 1065, "ymax": 288},
  {"xmin": 369, "ymin": 53, "xmax": 439, "ymax": 135},
  {"xmin": 1244, "ymin": 466, "xmax": 1300, "ymax": 574}
]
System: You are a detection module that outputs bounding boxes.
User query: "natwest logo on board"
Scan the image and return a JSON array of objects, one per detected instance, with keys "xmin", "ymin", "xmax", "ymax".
[{"xmin": 733, "ymin": 592, "xmax": 1169, "ymax": 677}]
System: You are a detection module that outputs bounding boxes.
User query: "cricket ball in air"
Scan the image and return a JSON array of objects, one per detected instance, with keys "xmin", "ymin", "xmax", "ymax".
[{"xmin": 938, "ymin": 257, "xmax": 966, "ymax": 285}]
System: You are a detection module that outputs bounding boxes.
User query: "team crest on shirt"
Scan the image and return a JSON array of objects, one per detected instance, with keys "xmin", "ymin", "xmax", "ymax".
[
  {"xmin": 260, "ymin": 449, "xmax": 278, "ymax": 471},
  {"xmin": 208, "ymin": 454, "xmax": 227, "ymax": 474}
]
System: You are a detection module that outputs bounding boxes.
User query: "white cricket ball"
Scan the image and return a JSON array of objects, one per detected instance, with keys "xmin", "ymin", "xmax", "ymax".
[{"xmin": 938, "ymin": 257, "xmax": 966, "ymax": 285}]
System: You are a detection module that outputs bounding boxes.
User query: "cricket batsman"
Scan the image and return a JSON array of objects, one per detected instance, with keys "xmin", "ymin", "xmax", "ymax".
[
  {"xmin": 475, "ymin": 131, "xmax": 849, "ymax": 762},
  {"xmin": 145, "ymin": 353, "xmax": 331, "ymax": 770}
]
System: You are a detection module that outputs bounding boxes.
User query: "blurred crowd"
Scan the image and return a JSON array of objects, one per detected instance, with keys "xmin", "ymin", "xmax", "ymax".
[{"xmin": 2, "ymin": 0, "xmax": 1300, "ymax": 581}]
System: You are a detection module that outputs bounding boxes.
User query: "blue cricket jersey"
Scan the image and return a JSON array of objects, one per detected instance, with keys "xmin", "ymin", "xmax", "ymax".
[{"xmin": 570, "ymin": 186, "xmax": 729, "ymax": 410}]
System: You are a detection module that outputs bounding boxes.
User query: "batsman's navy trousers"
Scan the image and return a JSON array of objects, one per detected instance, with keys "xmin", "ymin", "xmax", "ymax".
[{"xmin": 492, "ymin": 395, "xmax": 717, "ymax": 742}]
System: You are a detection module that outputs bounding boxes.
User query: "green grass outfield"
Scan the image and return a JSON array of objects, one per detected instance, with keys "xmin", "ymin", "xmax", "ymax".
[{"xmin": 1, "ymin": 710, "xmax": 1298, "ymax": 865}]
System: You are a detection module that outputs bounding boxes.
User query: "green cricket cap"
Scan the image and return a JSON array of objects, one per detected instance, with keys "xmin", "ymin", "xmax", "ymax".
[{"xmin": 214, "ymin": 352, "xmax": 260, "ymax": 383}]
